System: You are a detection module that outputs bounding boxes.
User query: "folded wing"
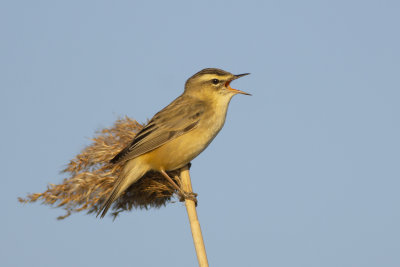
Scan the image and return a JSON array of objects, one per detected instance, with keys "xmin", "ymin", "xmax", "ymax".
[{"xmin": 111, "ymin": 95, "xmax": 205, "ymax": 164}]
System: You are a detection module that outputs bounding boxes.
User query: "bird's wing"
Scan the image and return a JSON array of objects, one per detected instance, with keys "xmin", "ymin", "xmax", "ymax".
[{"xmin": 110, "ymin": 95, "xmax": 205, "ymax": 164}]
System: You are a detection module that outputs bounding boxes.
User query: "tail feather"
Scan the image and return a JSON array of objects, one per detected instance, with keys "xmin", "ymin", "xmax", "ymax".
[
  {"xmin": 97, "ymin": 160, "xmax": 148, "ymax": 218},
  {"xmin": 97, "ymin": 177, "xmax": 125, "ymax": 218}
]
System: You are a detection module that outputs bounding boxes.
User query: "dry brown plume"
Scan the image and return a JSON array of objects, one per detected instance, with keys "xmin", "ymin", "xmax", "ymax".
[{"xmin": 18, "ymin": 117, "xmax": 181, "ymax": 219}]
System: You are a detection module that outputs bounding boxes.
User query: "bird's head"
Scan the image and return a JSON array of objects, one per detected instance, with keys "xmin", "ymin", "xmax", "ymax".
[{"xmin": 184, "ymin": 68, "xmax": 250, "ymax": 100}]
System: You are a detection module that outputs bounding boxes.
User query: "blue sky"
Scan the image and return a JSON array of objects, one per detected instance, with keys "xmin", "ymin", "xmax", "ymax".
[{"xmin": 2, "ymin": 1, "xmax": 400, "ymax": 266}]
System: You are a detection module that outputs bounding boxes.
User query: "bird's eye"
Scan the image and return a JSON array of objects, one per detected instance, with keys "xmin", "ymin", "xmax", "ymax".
[{"xmin": 212, "ymin": 79, "xmax": 219, "ymax": 85}]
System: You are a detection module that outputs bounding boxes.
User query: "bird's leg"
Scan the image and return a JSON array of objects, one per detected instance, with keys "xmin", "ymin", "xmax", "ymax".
[
  {"xmin": 160, "ymin": 170, "xmax": 197, "ymax": 204},
  {"xmin": 174, "ymin": 175, "xmax": 198, "ymax": 204},
  {"xmin": 178, "ymin": 163, "xmax": 198, "ymax": 203},
  {"xmin": 177, "ymin": 162, "xmax": 198, "ymax": 200}
]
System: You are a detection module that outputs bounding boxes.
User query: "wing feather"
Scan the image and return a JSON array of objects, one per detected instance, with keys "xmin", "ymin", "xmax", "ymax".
[{"xmin": 110, "ymin": 95, "xmax": 205, "ymax": 164}]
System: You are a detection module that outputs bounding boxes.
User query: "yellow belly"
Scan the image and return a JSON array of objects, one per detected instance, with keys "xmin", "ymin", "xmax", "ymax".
[
  {"xmin": 142, "ymin": 126, "xmax": 218, "ymax": 171},
  {"xmin": 141, "ymin": 96, "xmax": 230, "ymax": 171}
]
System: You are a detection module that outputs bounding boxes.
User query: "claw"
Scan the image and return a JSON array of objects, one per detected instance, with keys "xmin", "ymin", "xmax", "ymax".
[{"xmin": 179, "ymin": 191, "xmax": 198, "ymax": 206}]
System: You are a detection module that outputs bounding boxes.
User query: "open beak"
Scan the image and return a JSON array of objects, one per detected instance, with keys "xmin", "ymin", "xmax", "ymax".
[{"xmin": 225, "ymin": 73, "xmax": 251, "ymax": 95}]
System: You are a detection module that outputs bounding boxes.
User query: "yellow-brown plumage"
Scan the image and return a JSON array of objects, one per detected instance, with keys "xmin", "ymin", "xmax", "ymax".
[{"xmin": 98, "ymin": 68, "xmax": 250, "ymax": 218}]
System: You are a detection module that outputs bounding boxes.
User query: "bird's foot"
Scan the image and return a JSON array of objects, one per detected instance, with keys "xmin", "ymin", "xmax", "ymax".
[{"xmin": 179, "ymin": 191, "xmax": 198, "ymax": 206}]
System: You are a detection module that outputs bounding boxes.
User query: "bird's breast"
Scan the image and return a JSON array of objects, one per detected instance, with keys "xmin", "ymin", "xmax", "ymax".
[{"xmin": 145, "ymin": 102, "xmax": 230, "ymax": 171}]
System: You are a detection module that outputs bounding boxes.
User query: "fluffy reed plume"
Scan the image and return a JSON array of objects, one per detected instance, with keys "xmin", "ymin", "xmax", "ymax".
[{"xmin": 19, "ymin": 117, "xmax": 181, "ymax": 219}]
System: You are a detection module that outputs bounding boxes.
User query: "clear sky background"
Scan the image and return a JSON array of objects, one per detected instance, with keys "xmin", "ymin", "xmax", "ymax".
[{"xmin": 2, "ymin": 1, "xmax": 399, "ymax": 266}]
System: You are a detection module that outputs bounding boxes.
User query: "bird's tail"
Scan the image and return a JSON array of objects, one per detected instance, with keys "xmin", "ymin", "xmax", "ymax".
[{"xmin": 97, "ymin": 160, "xmax": 148, "ymax": 218}]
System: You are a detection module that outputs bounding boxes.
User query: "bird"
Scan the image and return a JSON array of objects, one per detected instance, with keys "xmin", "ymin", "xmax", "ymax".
[{"xmin": 97, "ymin": 68, "xmax": 250, "ymax": 218}]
